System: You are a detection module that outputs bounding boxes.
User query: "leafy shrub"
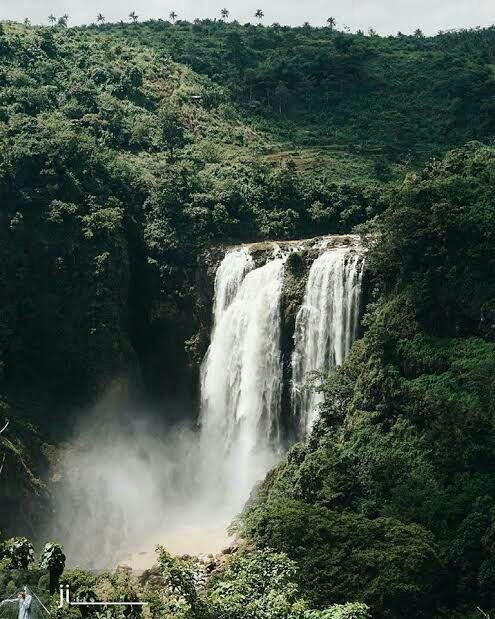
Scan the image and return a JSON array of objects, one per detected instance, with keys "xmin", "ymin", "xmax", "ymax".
[{"xmin": 0, "ymin": 537, "xmax": 35, "ymax": 569}]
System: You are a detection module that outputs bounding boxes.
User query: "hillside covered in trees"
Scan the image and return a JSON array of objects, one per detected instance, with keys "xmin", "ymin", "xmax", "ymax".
[
  {"xmin": 1, "ymin": 17, "xmax": 495, "ymax": 619},
  {"xmin": 238, "ymin": 142, "xmax": 495, "ymax": 618},
  {"xmin": 103, "ymin": 18, "xmax": 495, "ymax": 165}
]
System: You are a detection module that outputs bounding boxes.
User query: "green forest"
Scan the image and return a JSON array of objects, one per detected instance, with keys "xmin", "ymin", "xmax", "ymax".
[{"xmin": 1, "ymin": 15, "xmax": 495, "ymax": 619}]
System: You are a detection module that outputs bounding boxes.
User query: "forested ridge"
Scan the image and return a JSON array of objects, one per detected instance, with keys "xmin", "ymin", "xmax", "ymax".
[
  {"xmin": 98, "ymin": 19, "xmax": 495, "ymax": 162},
  {"xmin": 1, "ymin": 18, "xmax": 495, "ymax": 619}
]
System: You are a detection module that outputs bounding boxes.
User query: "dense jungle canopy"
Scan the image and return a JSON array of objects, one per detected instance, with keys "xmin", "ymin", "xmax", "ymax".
[{"xmin": 1, "ymin": 17, "xmax": 495, "ymax": 619}]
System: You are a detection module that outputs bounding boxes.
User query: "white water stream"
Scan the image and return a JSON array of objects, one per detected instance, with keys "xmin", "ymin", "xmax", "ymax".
[
  {"xmin": 199, "ymin": 248, "xmax": 285, "ymax": 509},
  {"xmin": 291, "ymin": 247, "xmax": 364, "ymax": 435}
]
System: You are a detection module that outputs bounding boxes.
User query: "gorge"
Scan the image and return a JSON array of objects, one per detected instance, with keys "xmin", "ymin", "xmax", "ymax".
[{"xmin": 48, "ymin": 235, "xmax": 366, "ymax": 569}]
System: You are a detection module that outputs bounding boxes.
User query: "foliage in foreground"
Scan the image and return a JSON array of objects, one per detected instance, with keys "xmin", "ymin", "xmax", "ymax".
[
  {"xmin": 0, "ymin": 539, "xmax": 370, "ymax": 619},
  {"xmin": 0, "ymin": 538, "xmax": 65, "ymax": 594},
  {"xmin": 153, "ymin": 546, "xmax": 370, "ymax": 619}
]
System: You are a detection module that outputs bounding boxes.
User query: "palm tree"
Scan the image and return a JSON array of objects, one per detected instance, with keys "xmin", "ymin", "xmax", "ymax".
[
  {"xmin": 414, "ymin": 28, "xmax": 424, "ymax": 38},
  {"xmin": 48, "ymin": 14, "xmax": 57, "ymax": 25},
  {"xmin": 58, "ymin": 14, "xmax": 69, "ymax": 27},
  {"xmin": 97, "ymin": 13, "xmax": 105, "ymax": 25},
  {"xmin": 169, "ymin": 11, "xmax": 178, "ymax": 23},
  {"xmin": 255, "ymin": 9, "xmax": 264, "ymax": 23},
  {"xmin": 129, "ymin": 11, "xmax": 138, "ymax": 23},
  {"xmin": 23, "ymin": 18, "xmax": 31, "ymax": 26},
  {"xmin": 326, "ymin": 17, "xmax": 336, "ymax": 31},
  {"xmin": 221, "ymin": 8, "xmax": 229, "ymax": 21}
]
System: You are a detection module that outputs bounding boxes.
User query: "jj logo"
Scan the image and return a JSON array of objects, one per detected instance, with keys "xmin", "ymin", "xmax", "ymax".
[{"xmin": 58, "ymin": 585, "xmax": 148, "ymax": 609}]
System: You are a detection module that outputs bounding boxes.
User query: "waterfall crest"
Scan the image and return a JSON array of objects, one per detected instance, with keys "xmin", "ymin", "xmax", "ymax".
[
  {"xmin": 211, "ymin": 247, "xmax": 254, "ymax": 320},
  {"xmin": 199, "ymin": 249, "xmax": 285, "ymax": 509},
  {"xmin": 291, "ymin": 247, "xmax": 364, "ymax": 436}
]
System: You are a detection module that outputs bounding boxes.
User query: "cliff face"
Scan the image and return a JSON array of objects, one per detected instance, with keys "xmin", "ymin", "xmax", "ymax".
[{"xmin": 0, "ymin": 412, "xmax": 50, "ymax": 540}]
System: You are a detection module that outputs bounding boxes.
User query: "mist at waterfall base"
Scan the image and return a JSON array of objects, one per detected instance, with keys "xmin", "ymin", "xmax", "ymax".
[
  {"xmin": 50, "ymin": 397, "xmax": 235, "ymax": 570},
  {"xmin": 50, "ymin": 238, "xmax": 364, "ymax": 570}
]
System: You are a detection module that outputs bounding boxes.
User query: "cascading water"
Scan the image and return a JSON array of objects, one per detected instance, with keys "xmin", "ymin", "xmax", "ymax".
[
  {"xmin": 211, "ymin": 247, "xmax": 255, "ymax": 320},
  {"xmin": 291, "ymin": 246, "xmax": 364, "ymax": 436},
  {"xmin": 199, "ymin": 248, "xmax": 285, "ymax": 510},
  {"xmin": 51, "ymin": 237, "xmax": 365, "ymax": 568},
  {"xmin": 197, "ymin": 239, "xmax": 363, "ymax": 527}
]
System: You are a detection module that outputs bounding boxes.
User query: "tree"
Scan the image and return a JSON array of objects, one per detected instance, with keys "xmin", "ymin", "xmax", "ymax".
[
  {"xmin": 129, "ymin": 11, "xmax": 138, "ymax": 23},
  {"xmin": 169, "ymin": 11, "xmax": 178, "ymax": 23},
  {"xmin": 221, "ymin": 8, "xmax": 229, "ymax": 21},
  {"xmin": 58, "ymin": 14, "xmax": 69, "ymax": 27},
  {"xmin": 275, "ymin": 81, "xmax": 290, "ymax": 114},
  {"xmin": 327, "ymin": 17, "xmax": 336, "ymax": 31},
  {"xmin": 255, "ymin": 9, "xmax": 264, "ymax": 23},
  {"xmin": 23, "ymin": 18, "xmax": 31, "ymax": 26},
  {"xmin": 39, "ymin": 543, "xmax": 66, "ymax": 593},
  {"xmin": 225, "ymin": 31, "xmax": 248, "ymax": 77},
  {"xmin": 306, "ymin": 604, "xmax": 371, "ymax": 619},
  {"xmin": 414, "ymin": 28, "xmax": 424, "ymax": 37},
  {"xmin": 239, "ymin": 498, "xmax": 441, "ymax": 615},
  {"xmin": 157, "ymin": 546, "xmax": 207, "ymax": 616},
  {"xmin": 207, "ymin": 548, "xmax": 308, "ymax": 619},
  {"xmin": 48, "ymin": 14, "xmax": 56, "ymax": 25},
  {"xmin": 97, "ymin": 13, "xmax": 105, "ymax": 25},
  {"xmin": 157, "ymin": 104, "xmax": 187, "ymax": 160},
  {"xmin": 1, "ymin": 538, "xmax": 35, "ymax": 569}
]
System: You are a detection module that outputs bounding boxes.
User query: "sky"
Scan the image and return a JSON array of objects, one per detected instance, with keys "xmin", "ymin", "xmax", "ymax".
[{"xmin": 0, "ymin": 0, "xmax": 493, "ymax": 35}]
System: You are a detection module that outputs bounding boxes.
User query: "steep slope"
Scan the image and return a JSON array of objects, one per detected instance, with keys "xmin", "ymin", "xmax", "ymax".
[
  {"xmin": 237, "ymin": 142, "xmax": 495, "ymax": 618},
  {"xmin": 0, "ymin": 22, "xmax": 385, "ymax": 411}
]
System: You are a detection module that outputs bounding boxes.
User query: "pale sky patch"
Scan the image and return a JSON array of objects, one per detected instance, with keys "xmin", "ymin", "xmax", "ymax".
[{"xmin": 0, "ymin": 0, "xmax": 493, "ymax": 35}]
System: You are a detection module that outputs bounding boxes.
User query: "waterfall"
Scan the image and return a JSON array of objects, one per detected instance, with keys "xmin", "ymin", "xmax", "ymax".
[
  {"xmin": 199, "ymin": 248, "xmax": 285, "ymax": 509},
  {"xmin": 198, "ymin": 240, "xmax": 364, "ymax": 513},
  {"xmin": 291, "ymin": 246, "xmax": 364, "ymax": 436}
]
